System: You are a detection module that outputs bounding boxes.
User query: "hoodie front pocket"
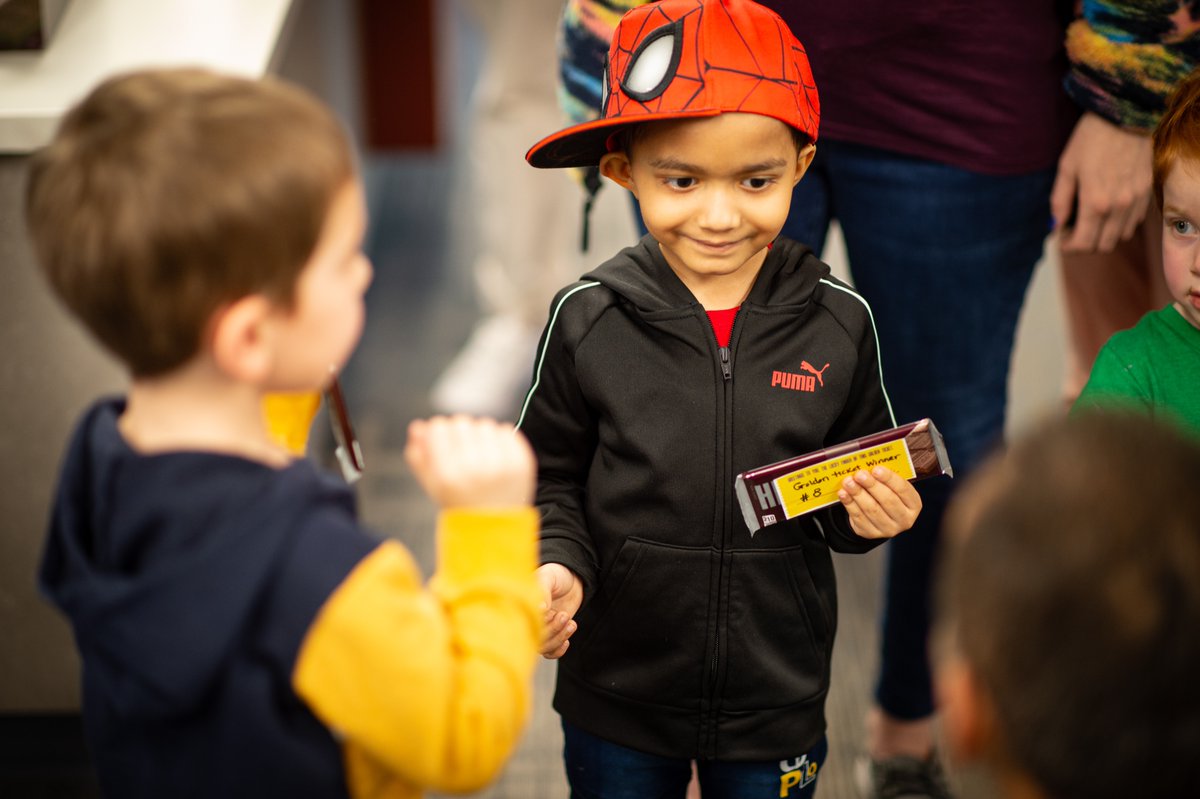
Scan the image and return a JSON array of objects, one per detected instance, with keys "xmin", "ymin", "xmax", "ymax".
[
  {"xmin": 571, "ymin": 538, "xmax": 710, "ymax": 708},
  {"xmin": 720, "ymin": 547, "xmax": 830, "ymax": 711}
]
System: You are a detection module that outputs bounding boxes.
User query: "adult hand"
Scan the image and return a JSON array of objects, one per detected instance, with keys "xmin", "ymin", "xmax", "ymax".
[
  {"xmin": 1051, "ymin": 111, "xmax": 1153, "ymax": 253},
  {"xmin": 536, "ymin": 563, "xmax": 583, "ymax": 659}
]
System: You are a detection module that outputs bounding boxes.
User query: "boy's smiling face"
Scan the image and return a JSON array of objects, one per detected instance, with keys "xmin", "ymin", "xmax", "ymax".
[
  {"xmin": 600, "ymin": 112, "xmax": 814, "ymax": 309},
  {"xmin": 1161, "ymin": 158, "xmax": 1200, "ymax": 330}
]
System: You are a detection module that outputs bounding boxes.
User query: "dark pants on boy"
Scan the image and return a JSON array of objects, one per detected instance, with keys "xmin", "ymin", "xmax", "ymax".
[{"xmin": 564, "ymin": 721, "xmax": 827, "ymax": 799}]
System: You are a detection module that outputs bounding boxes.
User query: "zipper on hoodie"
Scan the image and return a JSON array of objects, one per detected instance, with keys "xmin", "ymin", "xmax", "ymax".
[
  {"xmin": 709, "ymin": 308, "xmax": 738, "ymax": 381},
  {"xmin": 704, "ymin": 308, "xmax": 740, "ymax": 756}
]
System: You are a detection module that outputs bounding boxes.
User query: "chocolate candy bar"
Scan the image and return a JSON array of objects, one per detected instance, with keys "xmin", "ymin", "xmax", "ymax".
[{"xmin": 735, "ymin": 419, "xmax": 952, "ymax": 534}]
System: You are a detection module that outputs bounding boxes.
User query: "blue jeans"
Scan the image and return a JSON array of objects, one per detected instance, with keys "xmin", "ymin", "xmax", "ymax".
[
  {"xmin": 784, "ymin": 140, "xmax": 1054, "ymax": 719},
  {"xmin": 562, "ymin": 721, "xmax": 827, "ymax": 799}
]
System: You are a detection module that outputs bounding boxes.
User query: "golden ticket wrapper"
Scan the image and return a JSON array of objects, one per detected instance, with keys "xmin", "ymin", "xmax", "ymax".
[{"xmin": 734, "ymin": 419, "xmax": 953, "ymax": 535}]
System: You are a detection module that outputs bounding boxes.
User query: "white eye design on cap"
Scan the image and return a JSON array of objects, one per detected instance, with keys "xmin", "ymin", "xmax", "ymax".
[
  {"xmin": 621, "ymin": 20, "xmax": 683, "ymax": 102},
  {"xmin": 600, "ymin": 56, "xmax": 610, "ymax": 113}
]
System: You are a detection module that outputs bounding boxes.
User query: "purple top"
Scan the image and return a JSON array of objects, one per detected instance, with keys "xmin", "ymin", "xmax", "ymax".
[{"xmin": 777, "ymin": 0, "xmax": 1079, "ymax": 175}]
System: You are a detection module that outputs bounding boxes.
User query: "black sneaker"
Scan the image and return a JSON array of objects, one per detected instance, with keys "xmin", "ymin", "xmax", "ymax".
[{"xmin": 856, "ymin": 753, "xmax": 953, "ymax": 799}]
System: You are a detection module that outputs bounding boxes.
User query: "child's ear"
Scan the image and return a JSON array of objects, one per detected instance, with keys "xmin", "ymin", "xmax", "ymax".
[
  {"xmin": 794, "ymin": 143, "xmax": 817, "ymax": 185},
  {"xmin": 600, "ymin": 151, "xmax": 636, "ymax": 194},
  {"xmin": 209, "ymin": 295, "xmax": 276, "ymax": 384},
  {"xmin": 935, "ymin": 652, "xmax": 996, "ymax": 763}
]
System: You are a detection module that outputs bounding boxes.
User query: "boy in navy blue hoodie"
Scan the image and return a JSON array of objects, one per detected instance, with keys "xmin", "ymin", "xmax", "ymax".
[
  {"xmin": 27, "ymin": 67, "xmax": 542, "ymax": 799},
  {"xmin": 519, "ymin": 1, "xmax": 923, "ymax": 796}
]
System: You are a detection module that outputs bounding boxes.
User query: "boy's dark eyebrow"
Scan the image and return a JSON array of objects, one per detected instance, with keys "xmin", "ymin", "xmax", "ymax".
[
  {"xmin": 738, "ymin": 158, "xmax": 790, "ymax": 173},
  {"xmin": 647, "ymin": 156, "xmax": 702, "ymax": 172},
  {"xmin": 647, "ymin": 156, "xmax": 790, "ymax": 173}
]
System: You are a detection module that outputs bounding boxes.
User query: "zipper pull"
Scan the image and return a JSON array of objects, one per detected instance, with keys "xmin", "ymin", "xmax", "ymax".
[{"xmin": 719, "ymin": 346, "xmax": 732, "ymax": 380}]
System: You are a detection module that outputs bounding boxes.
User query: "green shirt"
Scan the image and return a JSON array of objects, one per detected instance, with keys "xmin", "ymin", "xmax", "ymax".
[{"xmin": 1074, "ymin": 304, "xmax": 1200, "ymax": 435}]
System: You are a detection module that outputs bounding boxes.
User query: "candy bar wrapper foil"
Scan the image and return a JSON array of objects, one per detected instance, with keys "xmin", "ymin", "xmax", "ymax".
[{"xmin": 735, "ymin": 419, "xmax": 952, "ymax": 535}]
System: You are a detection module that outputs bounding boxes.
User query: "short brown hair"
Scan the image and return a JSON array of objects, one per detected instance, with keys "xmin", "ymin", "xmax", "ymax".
[
  {"xmin": 1153, "ymin": 68, "xmax": 1200, "ymax": 209},
  {"xmin": 938, "ymin": 411, "xmax": 1200, "ymax": 799},
  {"xmin": 25, "ymin": 68, "xmax": 353, "ymax": 377}
]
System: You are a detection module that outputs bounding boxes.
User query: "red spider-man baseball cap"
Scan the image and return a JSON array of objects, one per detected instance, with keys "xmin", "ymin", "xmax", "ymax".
[{"xmin": 527, "ymin": 0, "xmax": 820, "ymax": 169}]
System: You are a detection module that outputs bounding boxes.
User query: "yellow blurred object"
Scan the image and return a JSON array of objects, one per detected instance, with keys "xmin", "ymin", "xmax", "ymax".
[{"xmin": 263, "ymin": 391, "xmax": 323, "ymax": 456}]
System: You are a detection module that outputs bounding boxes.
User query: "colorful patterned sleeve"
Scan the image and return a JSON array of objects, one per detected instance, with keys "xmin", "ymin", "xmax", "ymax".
[
  {"xmin": 557, "ymin": 0, "xmax": 647, "ymax": 125},
  {"xmin": 1065, "ymin": 0, "xmax": 1200, "ymax": 132},
  {"xmin": 556, "ymin": 0, "xmax": 648, "ymax": 204}
]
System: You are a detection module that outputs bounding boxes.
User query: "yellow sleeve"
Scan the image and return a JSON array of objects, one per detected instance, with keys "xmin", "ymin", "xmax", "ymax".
[{"xmin": 292, "ymin": 508, "xmax": 542, "ymax": 796}]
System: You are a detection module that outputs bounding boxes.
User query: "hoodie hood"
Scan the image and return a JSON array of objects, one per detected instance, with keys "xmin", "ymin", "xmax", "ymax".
[
  {"xmin": 581, "ymin": 234, "xmax": 828, "ymax": 312},
  {"xmin": 39, "ymin": 398, "xmax": 340, "ymax": 721}
]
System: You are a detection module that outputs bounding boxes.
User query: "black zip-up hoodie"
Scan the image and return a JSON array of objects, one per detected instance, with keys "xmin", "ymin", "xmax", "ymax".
[{"xmin": 518, "ymin": 234, "xmax": 895, "ymax": 761}]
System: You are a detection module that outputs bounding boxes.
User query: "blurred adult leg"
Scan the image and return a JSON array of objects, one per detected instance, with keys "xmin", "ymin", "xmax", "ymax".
[
  {"xmin": 788, "ymin": 140, "xmax": 1052, "ymax": 774},
  {"xmin": 433, "ymin": 0, "xmax": 585, "ymax": 419}
]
